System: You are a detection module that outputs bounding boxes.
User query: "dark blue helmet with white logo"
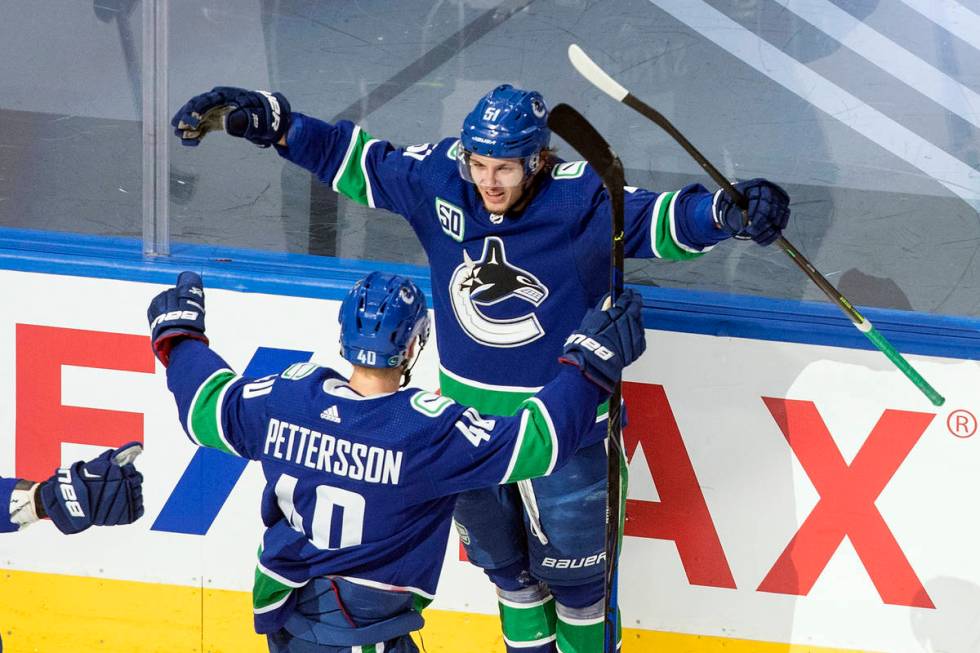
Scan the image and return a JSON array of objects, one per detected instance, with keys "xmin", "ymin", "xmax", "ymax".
[
  {"xmin": 459, "ymin": 84, "xmax": 550, "ymax": 181},
  {"xmin": 339, "ymin": 272, "xmax": 429, "ymax": 369}
]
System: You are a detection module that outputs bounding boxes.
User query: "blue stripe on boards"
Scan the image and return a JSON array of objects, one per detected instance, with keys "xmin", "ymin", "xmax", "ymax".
[
  {"xmin": 151, "ymin": 347, "xmax": 314, "ymax": 535},
  {"xmin": 2, "ymin": 226, "xmax": 979, "ymax": 360}
]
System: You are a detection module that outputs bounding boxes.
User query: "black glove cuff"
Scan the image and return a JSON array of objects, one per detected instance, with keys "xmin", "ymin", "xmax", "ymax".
[{"xmin": 33, "ymin": 483, "xmax": 47, "ymax": 520}]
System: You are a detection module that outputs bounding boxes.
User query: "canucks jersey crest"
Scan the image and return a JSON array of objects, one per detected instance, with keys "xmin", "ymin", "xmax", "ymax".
[{"xmin": 450, "ymin": 237, "xmax": 549, "ymax": 347}]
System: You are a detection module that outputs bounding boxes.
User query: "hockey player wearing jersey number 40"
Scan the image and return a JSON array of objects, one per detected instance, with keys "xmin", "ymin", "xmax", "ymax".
[
  {"xmin": 171, "ymin": 85, "xmax": 790, "ymax": 652},
  {"xmin": 148, "ymin": 270, "xmax": 646, "ymax": 653}
]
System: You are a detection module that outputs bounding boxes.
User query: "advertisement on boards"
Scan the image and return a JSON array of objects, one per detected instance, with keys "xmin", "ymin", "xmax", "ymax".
[{"xmin": 0, "ymin": 269, "xmax": 976, "ymax": 653}]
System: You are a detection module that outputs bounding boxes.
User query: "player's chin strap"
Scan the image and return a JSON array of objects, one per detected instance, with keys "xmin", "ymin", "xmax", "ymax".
[{"xmin": 399, "ymin": 334, "xmax": 428, "ymax": 388}]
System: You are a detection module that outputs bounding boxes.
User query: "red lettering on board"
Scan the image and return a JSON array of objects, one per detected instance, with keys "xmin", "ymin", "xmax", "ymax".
[
  {"xmin": 622, "ymin": 382, "xmax": 737, "ymax": 589},
  {"xmin": 758, "ymin": 398, "xmax": 935, "ymax": 609},
  {"xmin": 16, "ymin": 324, "xmax": 154, "ymax": 481}
]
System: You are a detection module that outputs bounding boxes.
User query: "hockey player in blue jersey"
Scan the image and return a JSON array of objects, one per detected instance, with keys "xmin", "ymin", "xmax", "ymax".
[
  {"xmin": 149, "ymin": 270, "xmax": 645, "ymax": 653},
  {"xmin": 0, "ymin": 442, "xmax": 144, "ymax": 534},
  {"xmin": 171, "ymin": 84, "xmax": 790, "ymax": 652}
]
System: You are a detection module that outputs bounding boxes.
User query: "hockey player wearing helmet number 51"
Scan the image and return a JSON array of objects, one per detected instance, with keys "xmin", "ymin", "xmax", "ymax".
[
  {"xmin": 148, "ymin": 270, "xmax": 646, "ymax": 653},
  {"xmin": 171, "ymin": 85, "xmax": 791, "ymax": 652}
]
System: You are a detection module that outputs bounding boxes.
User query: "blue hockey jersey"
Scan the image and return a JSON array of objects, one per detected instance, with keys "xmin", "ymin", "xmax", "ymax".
[
  {"xmin": 165, "ymin": 339, "xmax": 605, "ymax": 634},
  {"xmin": 0, "ymin": 476, "xmax": 18, "ymax": 533},
  {"xmin": 278, "ymin": 114, "xmax": 727, "ymax": 414}
]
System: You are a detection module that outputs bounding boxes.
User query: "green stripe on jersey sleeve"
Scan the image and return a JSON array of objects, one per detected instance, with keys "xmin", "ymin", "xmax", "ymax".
[
  {"xmin": 503, "ymin": 397, "xmax": 559, "ymax": 483},
  {"xmin": 187, "ymin": 369, "xmax": 240, "ymax": 456},
  {"xmin": 651, "ymin": 191, "xmax": 706, "ymax": 261},
  {"xmin": 331, "ymin": 125, "xmax": 379, "ymax": 207},
  {"xmin": 439, "ymin": 369, "xmax": 533, "ymax": 416},
  {"xmin": 441, "ymin": 369, "xmax": 610, "ymax": 426}
]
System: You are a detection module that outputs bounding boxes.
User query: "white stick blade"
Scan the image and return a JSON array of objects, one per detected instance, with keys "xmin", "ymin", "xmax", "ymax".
[{"xmin": 568, "ymin": 44, "xmax": 629, "ymax": 101}]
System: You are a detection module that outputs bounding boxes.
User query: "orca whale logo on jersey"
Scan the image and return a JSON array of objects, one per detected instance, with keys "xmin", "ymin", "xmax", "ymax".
[{"xmin": 450, "ymin": 237, "xmax": 549, "ymax": 347}]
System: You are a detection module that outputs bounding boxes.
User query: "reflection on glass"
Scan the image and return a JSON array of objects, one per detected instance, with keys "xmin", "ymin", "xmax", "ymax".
[
  {"xmin": 3, "ymin": 0, "xmax": 978, "ymax": 315},
  {"xmin": 0, "ymin": 0, "xmax": 142, "ymax": 237}
]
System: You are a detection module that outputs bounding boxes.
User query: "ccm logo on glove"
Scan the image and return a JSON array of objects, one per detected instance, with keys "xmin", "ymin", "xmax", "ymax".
[{"xmin": 564, "ymin": 333, "xmax": 615, "ymax": 361}]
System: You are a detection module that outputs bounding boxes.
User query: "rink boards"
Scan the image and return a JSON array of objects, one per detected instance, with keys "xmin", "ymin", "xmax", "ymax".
[{"xmin": 0, "ymin": 239, "xmax": 978, "ymax": 653}]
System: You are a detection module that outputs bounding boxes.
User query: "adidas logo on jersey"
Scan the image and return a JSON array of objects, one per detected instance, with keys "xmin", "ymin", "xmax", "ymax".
[{"xmin": 320, "ymin": 405, "xmax": 341, "ymax": 423}]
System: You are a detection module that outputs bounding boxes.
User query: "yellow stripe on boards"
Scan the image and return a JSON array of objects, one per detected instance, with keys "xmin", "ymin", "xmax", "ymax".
[
  {"xmin": 0, "ymin": 568, "xmax": 265, "ymax": 653},
  {"xmin": 0, "ymin": 569, "xmax": 880, "ymax": 653},
  {"xmin": 613, "ymin": 629, "xmax": 878, "ymax": 653},
  {"xmin": 415, "ymin": 609, "xmax": 881, "ymax": 652},
  {"xmin": 203, "ymin": 586, "xmax": 268, "ymax": 653},
  {"xmin": 1, "ymin": 568, "xmax": 198, "ymax": 652}
]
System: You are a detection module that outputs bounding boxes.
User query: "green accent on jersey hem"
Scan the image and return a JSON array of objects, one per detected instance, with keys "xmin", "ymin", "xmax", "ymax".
[
  {"xmin": 597, "ymin": 399, "xmax": 609, "ymax": 420},
  {"xmin": 505, "ymin": 398, "xmax": 557, "ymax": 483},
  {"xmin": 653, "ymin": 191, "xmax": 704, "ymax": 261},
  {"xmin": 412, "ymin": 593, "xmax": 433, "ymax": 612},
  {"xmin": 335, "ymin": 128, "xmax": 376, "ymax": 206},
  {"xmin": 189, "ymin": 370, "xmax": 237, "ymax": 456},
  {"xmin": 439, "ymin": 370, "xmax": 532, "ymax": 416},
  {"xmin": 253, "ymin": 566, "xmax": 294, "ymax": 612},
  {"xmin": 498, "ymin": 597, "xmax": 557, "ymax": 643}
]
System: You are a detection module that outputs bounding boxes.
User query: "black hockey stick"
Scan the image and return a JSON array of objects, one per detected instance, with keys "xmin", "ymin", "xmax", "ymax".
[
  {"xmin": 547, "ymin": 103, "xmax": 625, "ymax": 653},
  {"xmin": 568, "ymin": 44, "xmax": 945, "ymax": 407}
]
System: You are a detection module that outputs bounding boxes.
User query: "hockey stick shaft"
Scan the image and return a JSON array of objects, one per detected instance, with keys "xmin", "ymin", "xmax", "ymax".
[
  {"xmin": 568, "ymin": 44, "xmax": 944, "ymax": 407},
  {"xmin": 547, "ymin": 103, "xmax": 625, "ymax": 653}
]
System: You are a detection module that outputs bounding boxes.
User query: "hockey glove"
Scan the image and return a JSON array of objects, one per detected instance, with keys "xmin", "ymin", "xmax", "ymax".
[
  {"xmin": 38, "ymin": 442, "xmax": 145, "ymax": 534},
  {"xmin": 148, "ymin": 271, "xmax": 208, "ymax": 366},
  {"xmin": 171, "ymin": 86, "xmax": 291, "ymax": 148},
  {"xmin": 560, "ymin": 289, "xmax": 646, "ymax": 393},
  {"xmin": 712, "ymin": 178, "xmax": 790, "ymax": 246}
]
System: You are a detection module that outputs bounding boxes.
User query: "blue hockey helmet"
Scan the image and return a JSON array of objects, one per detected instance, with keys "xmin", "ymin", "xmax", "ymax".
[
  {"xmin": 339, "ymin": 272, "xmax": 430, "ymax": 369},
  {"xmin": 459, "ymin": 84, "xmax": 550, "ymax": 183}
]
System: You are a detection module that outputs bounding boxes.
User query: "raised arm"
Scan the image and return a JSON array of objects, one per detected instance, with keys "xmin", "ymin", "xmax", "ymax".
[
  {"xmin": 170, "ymin": 87, "xmax": 434, "ymax": 221},
  {"xmin": 419, "ymin": 290, "xmax": 646, "ymax": 496},
  {"xmin": 573, "ymin": 170, "xmax": 790, "ymax": 261},
  {"xmin": 147, "ymin": 272, "xmax": 270, "ymax": 461}
]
